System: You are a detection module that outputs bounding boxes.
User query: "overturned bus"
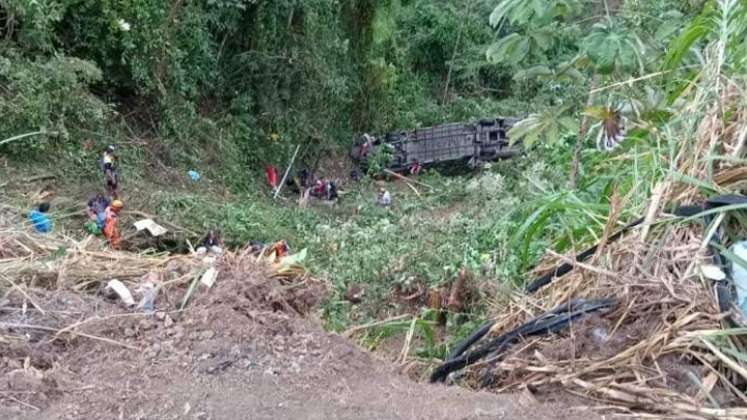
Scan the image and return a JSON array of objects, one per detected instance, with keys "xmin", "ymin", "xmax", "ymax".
[{"xmin": 351, "ymin": 117, "xmax": 522, "ymax": 172}]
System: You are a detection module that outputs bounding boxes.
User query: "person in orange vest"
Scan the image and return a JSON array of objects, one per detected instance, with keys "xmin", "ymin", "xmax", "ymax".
[
  {"xmin": 103, "ymin": 200, "xmax": 124, "ymax": 249},
  {"xmin": 270, "ymin": 240, "xmax": 290, "ymax": 263}
]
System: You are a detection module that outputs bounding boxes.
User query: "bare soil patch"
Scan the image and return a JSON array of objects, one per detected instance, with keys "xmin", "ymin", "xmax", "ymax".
[{"xmin": 1, "ymin": 241, "xmax": 591, "ymax": 420}]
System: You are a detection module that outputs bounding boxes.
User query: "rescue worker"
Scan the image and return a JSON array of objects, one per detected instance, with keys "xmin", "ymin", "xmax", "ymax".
[
  {"xmin": 103, "ymin": 199, "xmax": 124, "ymax": 249},
  {"xmin": 28, "ymin": 202, "xmax": 52, "ymax": 233},
  {"xmin": 86, "ymin": 194, "xmax": 110, "ymax": 229},
  {"xmin": 312, "ymin": 179, "xmax": 326, "ymax": 198},
  {"xmin": 101, "ymin": 145, "xmax": 119, "ymax": 199},
  {"xmin": 197, "ymin": 229, "xmax": 224, "ymax": 255},
  {"xmin": 269, "ymin": 240, "xmax": 290, "ymax": 263},
  {"xmin": 359, "ymin": 133, "xmax": 375, "ymax": 158},
  {"xmin": 325, "ymin": 180, "xmax": 338, "ymax": 201},
  {"xmin": 409, "ymin": 160, "xmax": 422, "ymax": 176}
]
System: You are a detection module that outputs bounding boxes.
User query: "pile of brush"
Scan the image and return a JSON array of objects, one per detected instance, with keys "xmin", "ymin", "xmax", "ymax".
[
  {"xmin": 452, "ymin": 218, "xmax": 746, "ymax": 418},
  {"xmin": 436, "ymin": 16, "xmax": 747, "ymax": 420},
  {"xmin": 0, "ymin": 219, "xmax": 320, "ymax": 314}
]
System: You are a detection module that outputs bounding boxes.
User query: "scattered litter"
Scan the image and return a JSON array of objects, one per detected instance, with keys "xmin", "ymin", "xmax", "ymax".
[
  {"xmin": 278, "ymin": 248, "xmax": 307, "ymax": 267},
  {"xmin": 196, "ymin": 245, "xmax": 222, "ymax": 256},
  {"xmin": 105, "ymin": 279, "xmax": 135, "ymax": 307},
  {"xmin": 188, "ymin": 170, "xmax": 201, "ymax": 181},
  {"xmin": 377, "ymin": 189, "xmax": 392, "ymax": 207},
  {"xmin": 699, "ymin": 264, "xmax": 726, "ymax": 281},
  {"xmin": 133, "ymin": 218, "xmax": 168, "ymax": 237},
  {"xmin": 730, "ymin": 241, "xmax": 747, "ymax": 313},
  {"xmin": 591, "ymin": 327, "xmax": 609, "ymax": 344},
  {"xmin": 200, "ymin": 267, "xmax": 219, "ymax": 288}
]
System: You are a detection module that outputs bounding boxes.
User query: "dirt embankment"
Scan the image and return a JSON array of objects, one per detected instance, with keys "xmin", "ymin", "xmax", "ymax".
[{"xmin": 1, "ymin": 242, "xmax": 590, "ymax": 420}]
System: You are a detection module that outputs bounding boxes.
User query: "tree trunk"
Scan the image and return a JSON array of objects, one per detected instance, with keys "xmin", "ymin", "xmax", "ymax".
[{"xmin": 568, "ymin": 75, "xmax": 599, "ymax": 189}]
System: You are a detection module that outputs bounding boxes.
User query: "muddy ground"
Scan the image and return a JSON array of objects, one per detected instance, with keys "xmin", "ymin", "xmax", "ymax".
[{"xmin": 0, "ymin": 255, "xmax": 596, "ymax": 420}]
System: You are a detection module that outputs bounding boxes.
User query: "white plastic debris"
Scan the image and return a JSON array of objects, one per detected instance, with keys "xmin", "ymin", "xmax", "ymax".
[
  {"xmin": 133, "ymin": 219, "xmax": 168, "ymax": 237},
  {"xmin": 699, "ymin": 264, "xmax": 726, "ymax": 281},
  {"xmin": 106, "ymin": 279, "xmax": 135, "ymax": 307},
  {"xmin": 117, "ymin": 19, "xmax": 131, "ymax": 32},
  {"xmin": 378, "ymin": 190, "xmax": 392, "ymax": 207},
  {"xmin": 200, "ymin": 267, "xmax": 219, "ymax": 288},
  {"xmin": 730, "ymin": 241, "xmax": 747, "ymax": 313}
]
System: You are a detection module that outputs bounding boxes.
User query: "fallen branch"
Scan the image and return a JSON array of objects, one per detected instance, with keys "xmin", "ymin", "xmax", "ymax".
[
  {"xmin": 404, "ymin": 182, "xmax": 421, "ymax": 197},
  {"xmin": 0, "ymin": 275, "xmax": 45, "ymax": 315},
  {"xmin": 0, "ymin": 322, "xmax": 140, "ymax": 351},
  {"xmin": 342, "ymin": 314, "xmax": 411, "ymax": 338},
  {"xmin": 0, "ymin": 393, "xmax": 40, "ymax": 411},
  {"xmin": 0, "ymin": 130, "xmax": 58, "ymax": 147},
  {"xmin": 398, "ymin": 317, "xmax": 418, "ymax": 364},
  {"xmin": 383, "ymin": 169, "xmax": 436, "ymax": 191},
  {"xmin": 274, "ymin": 144, "xmax": 301, "ymax": 200},
  {"xmin": 51, "ymin": 312, "xmax": 161, "ymax": 342},
  {"xmin": 24, "ymin": 174, "xmax": 56, "ymax": 183}
]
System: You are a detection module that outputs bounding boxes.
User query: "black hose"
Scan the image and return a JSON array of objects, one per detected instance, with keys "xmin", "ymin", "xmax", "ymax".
[
  {"xmin": 524, "ymin": 218, "xmax": 644, "ymax": 294},
  {"xmin": 446, "ymin": 320, "xmax": 495, "ymax": 361},
  {"xmin": 430, "ymin": 298, "xmax": 615, "ymax": 383},
  {"xmin": 437, "ymin": 194, "xmax": 747, "ymax": 384}
]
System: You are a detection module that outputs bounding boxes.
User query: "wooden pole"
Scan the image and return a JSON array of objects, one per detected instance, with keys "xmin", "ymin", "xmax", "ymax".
[
  {"xmin": 0, "ymin": 130, "xmax": 58, "ymax": 147},
  {"xmin": 274, "ymin": 144, "xmax": 301, "ymax": 199},
  {"xmin": 383, "ymin": 169, "xmax": 436, "ymax": 191}
]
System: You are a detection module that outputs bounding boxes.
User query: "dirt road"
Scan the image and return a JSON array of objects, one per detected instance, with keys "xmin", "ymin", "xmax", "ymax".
[{"xmin": 4, "ymin": 319, "xmax": 589, "ymax": 420}]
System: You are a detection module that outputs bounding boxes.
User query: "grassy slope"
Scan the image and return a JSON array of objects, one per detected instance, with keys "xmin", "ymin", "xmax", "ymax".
[{"xmin": 1, "ymin": 147, "xmax": 567, "ymax": 356}]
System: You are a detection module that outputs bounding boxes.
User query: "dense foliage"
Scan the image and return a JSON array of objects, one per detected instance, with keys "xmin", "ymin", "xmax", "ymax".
[
  {"xmin": 0, "ymin": 0, "xmax": 524, "ymax": 177},
  {"xmin": 7, "ymin": 0, "xmax": 745, "ymax": 344}
]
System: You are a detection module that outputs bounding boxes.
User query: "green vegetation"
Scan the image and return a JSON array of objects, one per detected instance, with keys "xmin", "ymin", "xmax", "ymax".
[{"xmin": 5, "ymin": 0, "xmax": 746, "ymax": 355}]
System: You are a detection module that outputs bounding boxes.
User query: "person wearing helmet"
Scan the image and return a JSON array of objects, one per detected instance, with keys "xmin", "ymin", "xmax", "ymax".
[
  {"xmin": 103, "ymin": 199, "xmax": 124, "ymax": 249},
  {"xmin": 101, "ymin": 145, "xmax": 119, "ymax": 199}
]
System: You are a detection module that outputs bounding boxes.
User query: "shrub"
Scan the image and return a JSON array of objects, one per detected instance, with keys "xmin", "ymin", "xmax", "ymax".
[{"xmin": 0, "ymin": 52, "xmax": 110, "ymax": 156}]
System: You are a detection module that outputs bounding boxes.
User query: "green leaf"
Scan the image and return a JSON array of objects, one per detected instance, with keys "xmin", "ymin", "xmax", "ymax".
[
  {"xmin": 654, "ymin": 11, "xmax": 685, "ymax": 42},
  {"xmin": 513, "ymin": 65, "xmax": 553, "ymax": 81},
  {"xmin": 558, "ymin": 116, "xmax": 578, "ymax": 132},
  {"xmin": 486, "ymin": 33, "xmax": 530, "ymax": 65},
  {"xmin": 530, "ymin": 28, "xmax": 554, "ymax": 51},
  {"xmin": 582, "ymin": 20, "xmax": 644, "ymax": 75},
  {"xmin": 508, "ymin": 108, "xmax": 575, "ymax": 147},
  {"xmin": 280, "ymin": 248, "xmax": 308, "ymax": 267},
  {"xmin": 664, "ymin": 16, "xmax": 714, "ymax": 71}
]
